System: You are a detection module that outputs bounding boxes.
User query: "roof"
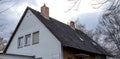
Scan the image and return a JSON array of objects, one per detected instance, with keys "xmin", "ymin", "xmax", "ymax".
[{"xmin": 3, "ymin": 7, "xmax": 111, "ymax": 56}]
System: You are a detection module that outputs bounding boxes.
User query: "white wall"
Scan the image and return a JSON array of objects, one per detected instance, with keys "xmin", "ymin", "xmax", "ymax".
[
  {"xmin": 0, "ymin": 54, "xmax": 34, "ymax": 59},
  {"xmin": 6, "ymin": 10, "xmax": 62, "ymax": 59}
]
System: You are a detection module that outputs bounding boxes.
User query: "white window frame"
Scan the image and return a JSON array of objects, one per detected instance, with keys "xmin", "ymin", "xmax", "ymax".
[
  {"xmin": 25, "ymin": 34, "xmax": 31, "ymax": 46},
  {"xmin": 18, "ymin": 36, "xmax": 24, "ymax": 48}
]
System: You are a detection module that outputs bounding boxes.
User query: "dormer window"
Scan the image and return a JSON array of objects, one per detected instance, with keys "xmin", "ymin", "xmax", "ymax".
[
  {"xmin": 18, "ymin": 36, "xmax": 24, "ymax": 48},
  {"xmin": 79, "ymin": 37, "xmax": 84, "ymax": 41},
  {"xmin": 25, "ymin": 34, "xmax": 31, "ymax": 46}
]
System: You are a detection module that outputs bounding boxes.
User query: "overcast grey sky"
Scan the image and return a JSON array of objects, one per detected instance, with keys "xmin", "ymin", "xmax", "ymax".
[{"xmin": 0, "ymin": 0, "xmax": 110, "ymax": 40}]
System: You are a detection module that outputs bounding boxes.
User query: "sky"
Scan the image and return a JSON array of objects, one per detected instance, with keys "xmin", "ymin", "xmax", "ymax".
[{"xmin": 0, "ymin": 0, "xmax": 110, "ymax": 40}]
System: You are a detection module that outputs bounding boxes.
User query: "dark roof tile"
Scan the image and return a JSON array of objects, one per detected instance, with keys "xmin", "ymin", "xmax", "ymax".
[{"xmin": 29, "ymin": 7, "xmax": 110, "ymax": 56}]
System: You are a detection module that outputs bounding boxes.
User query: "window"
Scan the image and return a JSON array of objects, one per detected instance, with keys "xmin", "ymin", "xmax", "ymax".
[
  {"xmin": 36, "ymin": 57, "xmax": 42, "ymax": 59},
  {"xmin": 18, "ymin": 36, "xmax": 24, "ymax": 48},
  {"xmin": 25, "ymin": 34, "xmax": 31, "ymax": 46},
  {"xmin": 33, "ymin": 31, "xmax": 39, "ymax": 44},
  {"xmin": 79, "ymin": 37, "xmax": 84, "ymax": 41},
  {"xmin": 68, "ymin": 56, "xmax": 72, "ymax": 59},
  {"xmin": 77, "ymin": 57, "xmax": 83, "ymax": 59}
]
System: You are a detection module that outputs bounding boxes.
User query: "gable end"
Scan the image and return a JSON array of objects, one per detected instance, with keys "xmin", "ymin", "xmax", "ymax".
[{"xmin": 3, "ymin": 7, "xmax": 31, "ymax": 53}]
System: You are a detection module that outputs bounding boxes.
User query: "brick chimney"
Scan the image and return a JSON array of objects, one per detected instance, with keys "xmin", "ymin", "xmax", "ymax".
[
  {"xmin": 41, "ymin": 4, "xmax": 49, "ymax": 19},
  {"xmin": 70, "ymin": 21, "xmax": 75, "ymax": 30}
]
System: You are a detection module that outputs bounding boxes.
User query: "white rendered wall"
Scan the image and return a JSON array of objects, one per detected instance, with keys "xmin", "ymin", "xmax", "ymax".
[{"xmin": 6, "ymin": 10, "xmax": 62, "ymax": 59}]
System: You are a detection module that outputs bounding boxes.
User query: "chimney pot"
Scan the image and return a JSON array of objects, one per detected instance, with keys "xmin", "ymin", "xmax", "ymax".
[
  {"xmin": 70, "ymin": 21, "xmax": 75, "ymax": 30},
  {"xmin": 41, "ymin": 4, "xmax": 49, "ymax": 20}
]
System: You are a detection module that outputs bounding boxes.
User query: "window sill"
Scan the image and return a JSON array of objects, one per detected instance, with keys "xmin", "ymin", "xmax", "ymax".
[
  {"xmin": 24, "ymin": 44, "xmax": 30, "ymax": 47},
  {"xmin": 32, "ymin": 42, "xmax": 39, "ymax": 45},
  {"xmin": 18, "ymin": 46, "xmax": 23, "ymax": 48}
]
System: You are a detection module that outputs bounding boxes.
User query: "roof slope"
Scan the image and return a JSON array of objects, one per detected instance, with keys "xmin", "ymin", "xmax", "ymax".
[
  {"xmin": 4, "ymin": 7, "xmax": 110, "ymax": 56},
  {"xmin": 29, "ymin": 7, "xmax": 110, "ymax": 56}
]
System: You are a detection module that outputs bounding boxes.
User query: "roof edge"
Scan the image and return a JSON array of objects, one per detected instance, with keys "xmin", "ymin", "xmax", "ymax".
[{"xmin": 3, "ymin": 6, "xmax": 31, "ymax": 53}]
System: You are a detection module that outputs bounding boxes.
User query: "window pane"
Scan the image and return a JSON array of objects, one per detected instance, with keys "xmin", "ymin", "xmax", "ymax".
[
  {"xmin": 33, "ymin": 31, "xmax": 39, "ymax": 44},
  {"xmin": 25, "ymin": 34, "xmax": 31, "ymax": 46},
  {"xmin": 18, "ymin": 36, "xmax": 24, "ymax": 48}
]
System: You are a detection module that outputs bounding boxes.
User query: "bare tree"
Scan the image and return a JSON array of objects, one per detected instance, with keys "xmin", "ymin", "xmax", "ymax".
[
  {"xmin": 0, "ymin": 22, "xmax": 7, "ymax": 52},
  {"xmin": 65, "ymin": 0, "xmax": 81, "ymax": 12},
  {"xmin": 75, "ymin": 20, "xmax": 98, "ymax": 40},
  {"xmin": 66, "ymin": 0, "xmax": 110, "ymax": 12},
  {"xmin": 0, "ymin": 37, "xmax": 7, "ymax": 51},
  {"xmin": 67, "ymin": 0, "xmax": 120, "ymax": 58},
  {"xmin": 96, "ymin": 0, "xmax": 120, "ymax": 58}
]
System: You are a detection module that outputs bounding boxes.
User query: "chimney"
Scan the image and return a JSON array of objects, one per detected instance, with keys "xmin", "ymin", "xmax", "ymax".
[
  {"xmin": 41, "ymin": 4, "xmax": 49, "ymax": 19},
  {"xmin": 70, "ymin": 21, "xmax": 75, "ymax": 30}
]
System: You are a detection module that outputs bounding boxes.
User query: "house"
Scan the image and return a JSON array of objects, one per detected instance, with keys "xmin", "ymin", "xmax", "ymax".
[{"xmin": 1, "ymin": 4, "xmax": 111, "ymax": 59}]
